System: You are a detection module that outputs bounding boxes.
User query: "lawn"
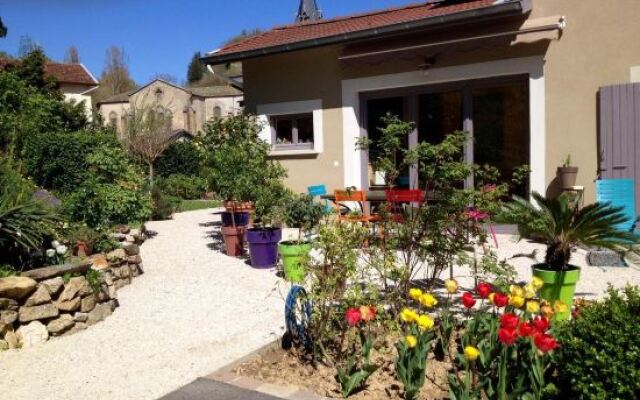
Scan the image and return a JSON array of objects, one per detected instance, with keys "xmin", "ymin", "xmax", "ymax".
[{"xmin": 177, "ymin": 199, "xmax": 222, "ymax": 212}]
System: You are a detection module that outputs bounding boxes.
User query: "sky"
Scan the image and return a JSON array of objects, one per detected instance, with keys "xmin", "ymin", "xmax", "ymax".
[{"xmin": 0, "ymin": 0, "xmax": 412, "ymax": 84}]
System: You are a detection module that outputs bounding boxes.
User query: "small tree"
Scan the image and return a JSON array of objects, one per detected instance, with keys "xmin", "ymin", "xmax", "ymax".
[
  {"xmin": 64, "ymin": 45, "xmax": 80, "ymax": 63},
  {"xmin": 187, "ymin": 51, "xmax": 205, "ymax": 84},
  {"xmin": 122, "ymin": 103, "xmax": 174, "ymax": 188},
  {"xmin": 0, "ymin": 17, "xmax": 7, "ymax": 38}
]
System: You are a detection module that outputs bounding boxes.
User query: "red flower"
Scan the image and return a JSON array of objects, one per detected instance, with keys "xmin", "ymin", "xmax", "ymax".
[
  {"xmin": 498, "ymin": 327, "xmax": 519, "ymax": 346},
  {"xmin": 518, "ymin": 322, "xmax": 536, "ymax": 337},
  {"xmin": 345, "ymin": 307, "xmax": 361, "ymax": 327},
  {"xmin": 534, "ymin": 333, "xmax": 559, "ymax": 353},
  {"xmin": 461, "ymin": 292, "xmax": 476, "ymax": 309},
  {"xmin": 492, "ymin": 292, "xmax": 509, "ymax": 308},
  {"xmin": 476, "ymin": 282, "xmax": 492, "ymax": 299},
  {"xmin": 500, "ymin": 313, "xmax": 519, "ymax": 330},
  {"xmin": 532, "ymin": 316, "xmax": 550, "ymax": 333}
]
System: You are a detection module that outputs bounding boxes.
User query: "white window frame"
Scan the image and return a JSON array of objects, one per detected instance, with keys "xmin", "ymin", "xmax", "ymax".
[{"xmin": 257, "ymin": 99, "xmax": 324, "ymax": 156}]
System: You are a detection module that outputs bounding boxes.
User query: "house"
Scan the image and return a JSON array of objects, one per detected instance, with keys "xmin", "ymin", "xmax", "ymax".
[
  {"xmin": 96, "ymin": 79, "xmax": 243, "ymax": 136},
  {"xmin": 202, "ymin": 0, "xmax": 640, "ymax": 208},
  {"xmin": 0, "ymin": 59, "xmax": 99, "ymax": 118}
]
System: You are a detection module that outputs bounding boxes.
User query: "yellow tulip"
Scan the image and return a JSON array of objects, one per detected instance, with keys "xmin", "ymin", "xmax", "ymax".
[
  {"xmin": 405, "ymin": 335, "xmax": 418, "ymax": 348},
  {"xmin": 416, "ymin": 314, "xmax": 435, "ymax": 331},
  {"xmin": 400, "ymin": 308, "xmax": 418, "ymax": 323},
  {"xmin": 531, "ymin": 276, "xmax": 544, "ymax": 290},
  {"xmin": 409, "ymin": 288, "xmax": 423, "ymax": 301},
  {"xmin": 464, "ymin": 346, "xmax": 480, "ymax": 361},
  {"xmin": 444, "ymin": 279, "xmax": 459, "ymax": 294},
  {"xmin": 523, "ymin": 283, "xmax": 536, "ymax": 299},
  {"xmin": 510, "ymin": 285, "xmax": 525, "ymax": 298},
  {"xmin": 488, "ymin": 293, "xmax": 496, "ymax": 304},
  {"xmin": 420, "ymin": 293, "xmax": 438, "ymax": 308},
  {"xmin": 554, "ymin": 300, "xmax": 568, "ymax": 314},
  {"xmin": 509, "ymin": 295, "xmax": 525, "ymax": 308},
  {"xmin": 526, "ymin": 300, "xmax": 541, "ymax": 314}
]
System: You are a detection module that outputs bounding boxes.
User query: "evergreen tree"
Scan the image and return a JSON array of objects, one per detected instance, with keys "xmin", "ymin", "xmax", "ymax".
[
  {"xmin": 186, "ymin": 51, "xmax": 205, "ymax": 84},
  {"xmin": 0, "ymin": 17, "xmax": 7, "ymax": 38},
  {"xmin": 15, "ymin": 48, "xmax": 59, "ymax": 96}
]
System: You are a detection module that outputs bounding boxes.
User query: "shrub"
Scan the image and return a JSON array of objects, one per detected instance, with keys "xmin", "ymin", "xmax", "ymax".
[
  {"xmin": 158, "ymin": 174, "xmax": 207, "ymax": 200},
  {"xmin": 22, "ymin": 130, "xmax": 120, "ymax": 193},
  {"xmin": 553, "ymin": 286, "xmax": 640, "ymax": 399},
  {"xmin": 155, "ymin": 140, "xmax": 200, "ymax": 178},
  {"xmin": 151, "ymin": 186, "xmax": 180, "ymax": 220}
]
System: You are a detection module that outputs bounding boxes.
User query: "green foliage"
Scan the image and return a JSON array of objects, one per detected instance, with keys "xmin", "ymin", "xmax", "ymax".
[
  {"xmin": 93, "ymin": 236, "xmax": 120, "ymax": 254},
  {"xmin": 150, "ymin": 185, "xmax": 179, "ymax": 220},
  {"xmin": 0, "ymin": 265, "xmax": 17, "ymax": 277},
  {"xmin": 336, "ymin": 332, "xmax": 378, "ymax": 398},
  {"xmin": 281, "ymin": 193, "xmax": 324, "ymax": 241},
  {"xmin": 396, "ymin": 328, "xmax": 433, "ymax": 400},
  {"xmin": 0, "ymin": 17, "xmax": 7, "ymax": 38},
  {"xmin": 155, "ymin": 140, "xmax": 201, "ymax": 178},
  {"xmin": 554, "ymin": 286, "xmax": 640, "ymax": 399},
  {"xmin": 503, "ymin": 192, "xmax": 636, "ymax": 270},
  {"xmin": 22, "ymin": 130, "xmax": 120, "ymax": 193},
  {"xmin": 158, "ymin": 174, "xmax": 207, "ymax": 200},
  {"xmin": 65, "ymin": 224, "xmax": 101, "ymax": 250},
  {"xmin": 201, "ymin": 113, "xmax": 287, "ymax": 204},
  {"xmin": 85, "ymin": 269, "xmax": 103, "ymax": 293},
  {"xmin": 187, "ymin": 51, "xmax": 205, "ymax": 84},
  {"xmin": 176, "ymin": 199, "xmax": 222, "ymax": 213}
]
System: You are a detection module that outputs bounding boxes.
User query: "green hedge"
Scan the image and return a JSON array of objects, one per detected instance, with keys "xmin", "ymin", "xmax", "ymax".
[
  {"xmin": 155, "ymin": 141, "xmax": 200, "ymax": 178},
  {"xmin": 22, "ymin": 130, "xmax": 120, "ymax": 193},
  {"xmin": 158, "ymin": 174, "xmax": 207, "ymax": 200}
]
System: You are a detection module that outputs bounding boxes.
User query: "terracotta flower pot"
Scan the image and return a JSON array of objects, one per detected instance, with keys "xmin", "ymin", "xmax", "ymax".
[
  {"xmin": 223, "ymin": 200, "xmax": 254, "ymax": 213},
  {"xmin": 557, "ymin": 166, "xmax": 578, "ymax": 189},
  {"xmin": 75, "ymin": 240, "xmax": 92, "ymax": 257},
  {"xmin": 221, "ymin": 226, "xmax": 246, "ymax": 257}
]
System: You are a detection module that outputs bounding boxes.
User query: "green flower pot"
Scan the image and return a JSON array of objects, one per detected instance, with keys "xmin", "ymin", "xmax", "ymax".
[
  {"xmin": 278, "ymin": 241, "xmax": 312, "ymax": 283},
  {"xmin": 532, "ymin": 264, "xmax": 581, "ymax": 320}
]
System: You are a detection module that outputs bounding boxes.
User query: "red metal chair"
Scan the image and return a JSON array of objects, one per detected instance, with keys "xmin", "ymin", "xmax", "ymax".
[
  {"xmin": 334, "ymin": 190, "xmax": 381, "ymax": 223},
  {"xmin": 385, "ymin": 189, "xmax": 426, "ymax": 222}
]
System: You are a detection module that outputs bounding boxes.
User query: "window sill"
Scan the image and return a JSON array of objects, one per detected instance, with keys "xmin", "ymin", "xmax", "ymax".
[{"xmin": 269, "ymin": 149, "xmax": 320, "ymax": 157}]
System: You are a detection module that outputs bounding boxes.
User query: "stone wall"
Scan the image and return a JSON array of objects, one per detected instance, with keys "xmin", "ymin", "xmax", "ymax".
[{"xmin": 0, "ymin": 243, "xmax": 143, "ymax": 350}]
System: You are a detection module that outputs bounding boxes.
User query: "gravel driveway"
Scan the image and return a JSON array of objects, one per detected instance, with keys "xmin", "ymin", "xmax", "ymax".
[{"xmin": 0, "ymin": 209, "xmax": 286, "ymax": 400}]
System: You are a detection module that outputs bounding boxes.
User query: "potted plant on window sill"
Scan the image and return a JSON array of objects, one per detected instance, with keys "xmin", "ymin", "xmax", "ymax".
[
  {"xmin": 557, "ymin": 154, "xmax": 578, "ymax": 189},
  {"xmin": 278, "ymin": 194, "xmax": 325, "ymax": 282},
  {"xmin": 504, "ymin": 192, "xmax": 635, "ymax": 319}
]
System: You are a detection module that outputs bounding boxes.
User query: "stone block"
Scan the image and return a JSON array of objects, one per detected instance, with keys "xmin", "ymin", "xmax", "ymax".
[
  {"xmin": 47, "ymin": 314, "xmax": 75, "ymax": 336},
  {"xmin": 80, "ymin": 295, "xmax": 97, "ymax": 313},
  {"xmin": 55, "ymin": 297, "xmax": 81, "ymax": 312},
  {"xmin": 0, "ymin": 277, "xmax": 37, "ymax": 300},
  {"xmin": 19, "ymin": 304, "xmax": 59, "ymax": 322},
  {"xmin": 24, "ymin": 285, "xmax": 52, "ymax": 307},
  {"xmin": 41, "ymin": 277, "xmax": 64, "ymax": 296},
  {"xmin": 16, "ymin": 321, "xmax": 49, "ymax": 348}
]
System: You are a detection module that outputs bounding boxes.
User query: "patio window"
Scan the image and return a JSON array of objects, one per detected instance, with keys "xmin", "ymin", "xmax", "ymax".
[{"xmin": 270, "ymin": 114, "xmax": 314, "ymax": 150}]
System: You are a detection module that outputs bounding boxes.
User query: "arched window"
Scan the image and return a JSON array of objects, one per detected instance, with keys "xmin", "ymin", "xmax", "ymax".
[
  {"xmin": 213, "ymin": 106, "xmax": 222, "ymax": 118},
  {"xmin": 109, "ymin": 111, "xmax": 118, "ymax": 128}
]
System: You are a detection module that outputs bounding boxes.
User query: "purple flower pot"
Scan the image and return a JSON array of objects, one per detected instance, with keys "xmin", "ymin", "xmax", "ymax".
[
  {"xmin": 221, "ymin": 212, "xmax": 250, "ymax": 227},
  {"xmin": 246, "ymin": 227, "xmax": 282, "ymax": 268}
]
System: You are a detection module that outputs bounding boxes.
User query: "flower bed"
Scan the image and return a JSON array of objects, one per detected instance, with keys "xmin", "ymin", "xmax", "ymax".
[{"xmin": 0, "ymin": 239, "xmax": 144, "ymax": 350}]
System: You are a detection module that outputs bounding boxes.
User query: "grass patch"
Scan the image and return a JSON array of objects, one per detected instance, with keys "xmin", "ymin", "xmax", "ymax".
[{"xmin": 177, "ymin": 199, "xmax": 223, "ymax": 213}]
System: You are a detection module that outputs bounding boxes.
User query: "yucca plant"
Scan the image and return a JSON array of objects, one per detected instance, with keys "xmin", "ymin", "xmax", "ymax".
[
  {"xmin": 504, "ymin": 192, "xmax": 636, "ymax": 271},
  {"xmin": 0, "ymin": 198, "xmax": 60, "ymax": 256}
]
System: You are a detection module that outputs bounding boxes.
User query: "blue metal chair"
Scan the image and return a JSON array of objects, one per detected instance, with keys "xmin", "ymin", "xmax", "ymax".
[
  {"xmin": 596, "ymin": 179, "xmax": 638, "ymax": 233},
  {"xmin": 307, "ymin": 184, "xmax": 333, "ymax": 214}
]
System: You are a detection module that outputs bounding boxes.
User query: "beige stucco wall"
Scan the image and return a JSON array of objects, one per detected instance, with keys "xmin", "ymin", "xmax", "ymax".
[
  {"xmin": 204, "ymin": 96, "xmax": 243, "ymax": 121},
  {"xmin": 243, "ymin": 0, "xmax": 640, "ymax": 199},
  {"xmin": 60, "ymin": 84, "xmax": 94, "ymax": 120},
  {"xmin": 129, "ymin": 81, "xmax": 192, "ymax": 131}
]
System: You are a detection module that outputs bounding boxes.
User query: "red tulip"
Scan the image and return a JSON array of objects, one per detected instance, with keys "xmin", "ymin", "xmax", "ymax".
[
  {"xmin": 492, "ymin": 292, "xmax": 509, "ymax": 308},
  {"xmin": 476, "ymin": 282, "xmax": 492, "ymax": 299},
  {"xmin": 500, "ymin": 313, "xmax": 519, "ymax": 330},
  {"xmin": 534, "ymin": 333, "xmax": 559, "ymax": 353},
  {"xmin": 498, "ymin": 327, "xmax": 519, "ymax": 346},
  {"xmin": 532, "ymin": 316, "xmax": 550, "ymax": 333},
  {"xmin": 461, "ymin": 292, "xmax": 476, "ymax": 309},
  {"xmin": 345, "ymin": 307, "xmax": 361, "ymax": 327},
  {"xmin": 518, "ymin": 322, "xmax": 536, "ymax": 337}
]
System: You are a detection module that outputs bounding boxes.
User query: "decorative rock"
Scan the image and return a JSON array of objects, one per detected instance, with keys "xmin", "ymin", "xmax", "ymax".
[
  {"xmin": 129, "ymin": 228, "xmax": 141, "ymax": 238},
  {"xmin": 16, "ymin": 321, "xmax": 49, "ymax": 348},
  {"xmin": 587, "ymin": 249, "xmax": 626, "ymax": 267},
  {"xmin": 1, "ymin": 310, "xmax": 18, "ymax": 325},
  {"xmin": 106, "ymin": 249, "xmax": 127, "ymax": 262},
  {"xmin": 87, "ymin": 303, "xmax": 112, "ymax": 326},
  {"xmin": 80, "ymin": 295, "xmax": 97, "ymax": 313},
  {"xmin": 103, "ymin": 272, "xmax": 114, "ymax": 286},
  {"xmin": 125, "ymin": 235, "xmax": 135, "ymax": 243},
  {"xmin": 113, "ymin": 279, "xmax": 126, "ymax": 290},
  {"xmin": 58, "ymin": 277, "xmax": 90, "ymax": 301},
  {"xmin": 46, "ymin": 314, "xmax": 75, "ymax": 336},
  {"xmin": 121, "ymin": 242, "xmax": 140, "ymax": 256},
  {"xmin": 0, "ymin": 297, "xmax": 19, "ymax": 311},
  {"xmin": 65, "ymin": 322, "xmax": 87, "ymax": 336},
  {"xmin": 19, "ymin": 304, "xmax": 59, "ymax": 322},
  {"xmin": 127, "ymin": 255, "xmax": 142, "ymax": 264},
  {"xmin": 119, "ymin": 266, "xmax": 131, "ymax": 278},
  {"xmin": 41, "ymin": 277, "xmax": 64, "ymax": 296},
  {"xmin": 117, "ymin": 225, "xmax": 131, "ymax": 234},
  {"xmin": 0, "ymin": 339, "xmax": 8, "ymax": 350},
  {"xmin": 0, "ymin": 277, "xmax": 37, "ymax": 300},
  {"xmin": 20, "ymin": 262, "xmax": 90, "ymax": 281},
  {"xmin": 24, "ymin": 285, "xmax": 52, "ymax": 307},
  {"xmin": 86, "ymin": 254, "xmax": 109, "ymax": 271},
  {"xmin": 4, "ymin": 330, "xmax": 18, "ymax": 348},
  {"xmin": 55, "ymin": 297, "xmax": 81, "ymax": 312},
  {"xmin": 108, "ymin": 286, "xmax": 117, "ymax": 300},
  {"xmin": 73, "ymin": 312, "xmax": 88, "ymax": 322},
  {"xmin": 110, "ymin": 233, "xmax": 126, "ymax": 242},
  {"xmin": 0, "ymin": 321, "xmax": 9, "ymax": 336}
]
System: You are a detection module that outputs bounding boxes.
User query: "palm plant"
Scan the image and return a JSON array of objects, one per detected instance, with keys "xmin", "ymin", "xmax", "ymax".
[
  {"xmin": 0, "ymin": 198, "xmax": 60, "ymax": 257},
  {"xmin": 504, "ymin": 192, "xmax": 636, "ymax": 271}
]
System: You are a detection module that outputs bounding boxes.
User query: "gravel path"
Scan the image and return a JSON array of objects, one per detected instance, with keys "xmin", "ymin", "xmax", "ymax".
[{"xmin": 0, "ymin": 209, "xmax": 286, "ymax": 400}]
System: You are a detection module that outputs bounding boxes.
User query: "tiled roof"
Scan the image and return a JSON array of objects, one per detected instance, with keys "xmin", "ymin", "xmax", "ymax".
[
  {"xmin": 0, "ymin": 58, "xmax": 98, "ymax": 86},
  {"xmin": 44, "ymin": 63, "xmax": 98, "ymax": 86},
  {"xmin": 207, "ymin": 0, "xmax": 500, "ymax": 61}
]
